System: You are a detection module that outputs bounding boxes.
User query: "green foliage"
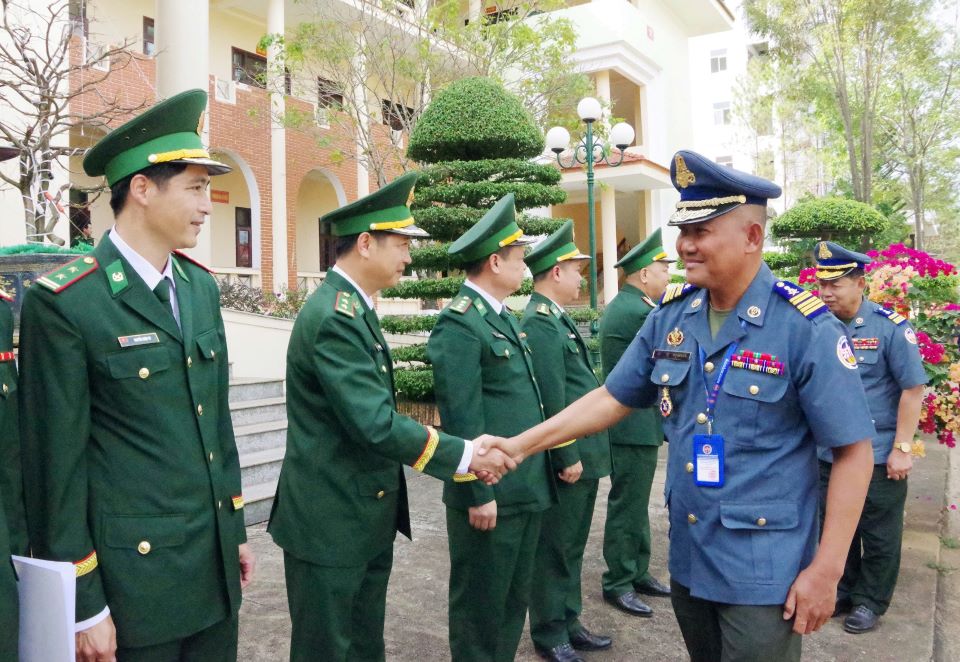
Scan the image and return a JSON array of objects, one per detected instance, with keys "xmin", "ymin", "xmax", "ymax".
[
  {"xmin": 380, "ymin": 315, "xmax": 438, "ymax": 334},
  {"xmin": 382, "ymin": 277, "xmax": 533, "ymax": 299},
  {"xmin": 0, "ymin": 243, "xmax": 92, "ymax": 255},
  {"xmin": 390, "ymin": 343, "xmax": 430, "ymax": 364},
  {"xmin": 393, "ymin": 367, "xmax": 435, "ymax": 402},
  {"xmin": 407, "ymin": 77, "xmax": 544, "ymax": 163},
  {"xmin": 413, "ymin": 207, "xmax": 565, "ymax": 242},
  {"xmin": 416, "ymin": 159, "xmax": 561, "ymax": 186},
  {"xmin": 409, "ymin": 243, "xmax": 457, "ymax": 272},
  {"xmin": 763, "ymin": 251, "xmax": 799, "ymax": 271},
  {"xmin": 218, "ymin": 282, "xmax": 310, "ymax": 319},
  {"xmin": 567, "ymin": 307, "xmax": 601, "ymax": 323},
  {"xmin": 414, "ymin": 181, "xmax": 566, "ymax": 210},
  {"xmin": 772, "ymin": 198, "xmax": 889, "ymax": 239}
]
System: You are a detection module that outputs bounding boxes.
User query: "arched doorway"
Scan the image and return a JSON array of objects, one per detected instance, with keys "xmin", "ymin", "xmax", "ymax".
[
  {"xmin": 207, "ymin": 149, "xmax": 261, "ymax": 277},
  {"xmin": 294, "ymin": 168, "xmax": 345, "ymax": 290}
]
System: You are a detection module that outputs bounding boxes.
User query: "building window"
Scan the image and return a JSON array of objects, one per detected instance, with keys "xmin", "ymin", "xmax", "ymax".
[
  {"xmin": 69, "ymin": 0, "xmax": 88, "ymax": 37},
  {"xmin": 318, "ymin": 77, "xmax": 343, "ymax": 109},
  {"xmin": 713, "ymin": 102, "xmax": 731, "ymax": 126},
  {"xmin": 381, "ymin": 100, "xmax": 414, "ymax": 131},
  {"xmin": 231, "ymin": 47, "xmax": 291, "ymax": 93},
  {"xmin": 142, "ymin": 17, "xmax": 155, "ymax": 56},
  {"xmin": 716, "ymin": 155, "xmax": 733, "ymax": 168},
  {"xmin": 318, "ymin": 220, "xmax": 336, "ymax": 272},
  {"xmin": 69, "ymin": 189, "xmax": 92, "ymax": 248},
  {"xmin": 710, "ymin": 49, "xmax": 727, "ymax": 73},
  {"xmin": 235, "ymin": 207, "xmax": 252, "ymax": 268}
]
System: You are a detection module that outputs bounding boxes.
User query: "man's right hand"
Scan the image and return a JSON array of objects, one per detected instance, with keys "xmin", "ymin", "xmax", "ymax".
[
  {"xmin": 468, "ymin": 500, "xmax": 497, "ymax": 531},
  {"xmin": 475, "ymin": 435, "xmax": 526, "ymax": 464},
  {"xmin": 469, "ymin": 435, "xmax": 518, "ymax": 484},
  {"xmin": 76, "ymin": 614, "xmax": 117, "ymax": 662}
]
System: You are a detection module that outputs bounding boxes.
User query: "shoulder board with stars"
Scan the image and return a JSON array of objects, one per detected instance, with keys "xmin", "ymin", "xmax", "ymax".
[
  {"xmin": 536, "ymin": 302, "xmax": 550, "ymax": 316},
  {"xmin": 449, "ymin": 295, "xmax": 473, "ymax": 315},
  {"xmin": 0, "ymin": 289, "xmax": 12, "ymax": 303},
  {"xmin": 334, "ymin": 291, "xmax": 357, "ymax": 318},
  {"xmin": 875, "ymin": 307, "xmax": 907, "ymax": 325},
  {"xmin": 36, "ymin": 256, "xmax": 99, "ymax": 293},
  {"xmin": 172, "ymin": 250, "xmax": 213, "ymax": 273},
  {"xmin": 772, "ymin": 280, "xmax": 828, "ymax": 319},
  {"xmin": 660, "ymin": 282, "xmax": 696, "ymax": 305}
]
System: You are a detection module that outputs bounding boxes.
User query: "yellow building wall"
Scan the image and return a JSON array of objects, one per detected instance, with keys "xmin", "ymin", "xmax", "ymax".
[
  {"xmin": 209, "ymin": 155, "xmax": 251, "ymax": 268},
  {"xmin": 295, "ymin": 173, "xmax": 340, "ymax": 273}
]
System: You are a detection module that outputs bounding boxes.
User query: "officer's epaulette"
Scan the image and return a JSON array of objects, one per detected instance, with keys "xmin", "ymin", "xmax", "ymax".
[
  {"xmin": 36, "ymin": 255, "xmax": 99, "ymax": 293},
  {"xmin": 0, "ymin": 289, "xmax": 12, "ymax": 303},
  {"xmin": 172, "ymin": 250, "xmax": 213, "ymax": 273},
  {"xmin": 536, "ymin": 302, "xmax": 551, "ymax": 316},
  {"xmin": 875, "ymin": 307, "xmax": 907, "ymax": 325},
  {"xmin": 334, "ymin": 291, "xmax": 357, "ymax": 318},
  {"xmin": 660, "ymin": 282, "xmax": 695, "ymax": 305},
  {"xmin": 772, "ymin": 280, "xmax": 828, "ymax": 319},
  {"xmin": 449, "ymin": 295, "xmax": 473, "ymax": 315}
]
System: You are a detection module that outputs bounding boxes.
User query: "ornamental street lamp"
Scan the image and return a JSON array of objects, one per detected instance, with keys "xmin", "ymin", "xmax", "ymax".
[{"xmin": 546, "ymin": 98, "xmax": 634, "ymax": 352}]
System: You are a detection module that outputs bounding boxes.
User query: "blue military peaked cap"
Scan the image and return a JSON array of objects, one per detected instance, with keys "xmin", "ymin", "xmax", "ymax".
[
  {"xmin": 668, "ymin": 150, "xmax": 782, "ymax": 225},
  {"xmin": 813, "ymin": 240, "xmax": 872, "ymax": 280}
]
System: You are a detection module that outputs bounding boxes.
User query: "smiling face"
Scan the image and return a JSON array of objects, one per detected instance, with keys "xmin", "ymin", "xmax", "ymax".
[
  {"xmin": 140, "ymin": 164, "xmax": 212, "ymax": 251},
  {"xmin": 675, "ymin": 204, "xmax": 764, "ymax": 289},
  {"xmin": 362, "ymin": 232, "xmax": 412, "ymax": 290},
  {"xmin": 817, "ymin": 274, "xmax": 865, "ymax": 320}
]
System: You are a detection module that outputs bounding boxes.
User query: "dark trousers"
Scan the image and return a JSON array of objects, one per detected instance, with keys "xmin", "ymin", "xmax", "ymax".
[
  {"xmin": 529, "ymin": 478, "xmax": 599, "ymax": 650},
  {"xmin": 446, "ymin": 507, "xmax": 542, "ymax": 662},
  {"xmin": 819, "ymin": 460, "xmax": 908, "ymax": 615},
  {"xmin": 117, "ymin": 615, "xmax": 238, "ymax": 662},
  {"xmin": 671, "ymin": 580, "xmax": 800, "ymax": 662},
  {"xmin": 602, "ymin": 445, "xmax": 659, "ymax": 595},
  {"xmin": 283, "ymin": 547, "xmax": 393, "ymax": 662}
]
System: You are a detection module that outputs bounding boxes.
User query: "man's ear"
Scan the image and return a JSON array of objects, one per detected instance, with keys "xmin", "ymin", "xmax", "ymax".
[
  {"xmin": 356, "ymin": 231, "xmax": 374, "ymax": 258},
  {"xmin": 127, "ymin": 173, "xmax": 152, "ymax": 207},
  {"xmin": 744, "ymin": 220, "xmax": 765, "ymax": 254}
]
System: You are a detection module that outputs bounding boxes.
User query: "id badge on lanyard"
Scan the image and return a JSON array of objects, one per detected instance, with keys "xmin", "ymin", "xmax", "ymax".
[{"xmin": 693, "ymin": 319, "xmax": 746, "ymax": 488}]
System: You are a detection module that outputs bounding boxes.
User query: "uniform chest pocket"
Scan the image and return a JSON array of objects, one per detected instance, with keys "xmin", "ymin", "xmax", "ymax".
[
  {"xmin": 195, "ymin": 329, "xmax": 221, "ymax": 361},
  {"xmin": 103, "ymin": 514, "xmax": 187, "ymax": 552},
  {"xmin": 491, "ymin": 340, "xmax": 516, "ymax": 360},
  {"xmin": 107, "ymin": 347, "xmax": 171, "ymax": 380},
  {"xmin": 721, "ymin": 369, "xmax": 789, "ymax": 448},
  {"xmin": 649, "ymin": 357, "xmax": 691, "ymax": 387},
  {"xmin": 355, "ymin": 468, "xmax": 400, "ymax": 498},
  {"xmin": 855, "ymin": 349, "xmax": 880, "ymax": 366}
]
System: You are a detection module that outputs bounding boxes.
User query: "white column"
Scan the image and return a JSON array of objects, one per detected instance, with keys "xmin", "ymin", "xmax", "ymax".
[
  {"xmin": 595, "ymin": 69, "xmax": 611, "ymax": 133},
  {"xmin": 353, "ymin": 41, "xmax": 370, "ymax": 197},
  {"xmin": 469, "ymin": 0, "xmax": 482, "ymax": 22},
  {"xmin": 601, "ymin": 184, "xmax": 618, "ymax": 303},
  {"xmin": 267, "ymin": 0, "xmax": 289, "ymax": 291},
  {"xmin": 156, "ymin": 0, "xmax": 213, "ymax": 264}
]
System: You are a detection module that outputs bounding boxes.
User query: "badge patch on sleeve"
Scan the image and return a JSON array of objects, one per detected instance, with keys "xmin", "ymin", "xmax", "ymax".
[
  {"xmin": 904, "ymin": 328, "xmax": 917, "ymax": 345},
  {"xmin": 837, "ymin": 336, "xmax": 858, "ymax": 369}
]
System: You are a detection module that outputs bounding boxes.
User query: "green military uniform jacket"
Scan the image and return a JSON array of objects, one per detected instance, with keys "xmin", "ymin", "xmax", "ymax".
[
  {"xmin": 521, "ymin": 293, "xmax": 611, "ymax": 479},
  {"xmin": 428, "ymin": 284, "xmax": 554, "ymax": 514},
  {"xmin": 0, "ymin": 299, "xmax": 25, "ymax": 662},
  {"xmin": 599, "ymin": 284, "xmax": 663, "ymax": 446},
  {"xmin": 268, "ymin": 270, "xmax": 465, "ymax": 566},
  {"xmin": 18, "ymin": 232, "xmax": 246, "ymax": 648}
]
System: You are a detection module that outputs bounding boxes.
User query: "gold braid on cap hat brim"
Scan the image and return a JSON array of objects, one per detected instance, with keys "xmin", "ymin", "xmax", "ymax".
[{"xmin": 675, "ymin": 195, "xmax": 747, "ymax": 209}]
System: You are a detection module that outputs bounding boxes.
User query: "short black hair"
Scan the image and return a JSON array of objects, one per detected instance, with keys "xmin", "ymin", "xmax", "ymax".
[
  {"xmin": 463, "ymin": 246, "xmax": 513, "ymax": 277},
  {"xmin": 109, "ymin": 162, "xmax": 189, "ymax": 216},
  {"xmin": 843, "ymin": 268, "xmax": 866, "ymax": 280},
  {"xmin": 334, "ymin": 231, "xmax": 389, "ymax": 259},
  {"xmin": 532, "ymin": 269, "xmax": 552, "ymax": 283}
]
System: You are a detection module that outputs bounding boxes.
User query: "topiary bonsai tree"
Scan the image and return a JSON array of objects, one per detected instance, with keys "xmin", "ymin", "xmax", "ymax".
[{"xmin": 385, "ymin": 77, "xmax": 567, "ymax": 403}]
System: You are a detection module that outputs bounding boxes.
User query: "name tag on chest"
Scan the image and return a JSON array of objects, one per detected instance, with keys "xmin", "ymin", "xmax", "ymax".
[{"xmin": 117, "ymin": 333, "xmax": 160, "ymax": 348}]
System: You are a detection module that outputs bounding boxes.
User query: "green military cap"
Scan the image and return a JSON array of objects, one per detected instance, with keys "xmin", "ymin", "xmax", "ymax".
[
  {"xmin": 83, "ymin": 89, "xmax": 230, "ymax": 186},
  {"xmin": 524, "ymin": 220, "xmax": 589, "ymax": 275},
  {"xmin": 322, "ymin": 171, "xmax": 428, "ymax": 237},
  {"xmin": 813, "ymin": 240, "xmax": 872, "ymax": 280},
  {"xmin": 448, "ymin": 193, "xmax": 532, "ymax": 262},
  {"xmin": 614, "ymin": 228, "xmax": 675, "ymax": 274}
]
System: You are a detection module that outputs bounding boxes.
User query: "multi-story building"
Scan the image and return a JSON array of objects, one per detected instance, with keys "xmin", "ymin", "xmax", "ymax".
[{"xmin": 0, "ymin": 0, "xmax": 734, "ymax": 301}]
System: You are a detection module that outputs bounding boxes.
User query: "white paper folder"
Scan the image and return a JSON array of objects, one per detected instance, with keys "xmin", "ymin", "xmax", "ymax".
[{"xmin": 11, "ymin": 556, "xmax": 76, "ymax": 662}]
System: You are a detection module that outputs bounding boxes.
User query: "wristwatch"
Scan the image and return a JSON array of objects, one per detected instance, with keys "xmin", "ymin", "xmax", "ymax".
[{"xmin": 895, "ymin": 441, "xmax": 912, "ymax": 453}]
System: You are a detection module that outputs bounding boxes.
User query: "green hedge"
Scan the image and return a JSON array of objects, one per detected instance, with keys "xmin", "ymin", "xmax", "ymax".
[
  {"xmin": 393, "ymin": 367, "xmax": 435, "ymax": 402},
  {"xmin": 414, "ymin": 181, "xmax": 566, "ymax": 210},
  {"xmin": 771, "ymin": 198, "xmax": 888, "ymax": 239},
  {"xmin": 416, "ymin": 159, "xmax": 561, "ymax": 186},
  {"xmin": 382, "ymin": 277, "xmax": 534, "ymax": 300},
  {"xmin": 409, "ymin": 243, "xmax": 457, "ymax": 271},
  {"xmin": 407, "ymin": 77, "xmax": 544, "ymax": 163},
  {"xmin": 413, "ymin": 207, "xmax": 566, "ymax": 242},
  {"xmin": 390, "ymin": 343, "xmax": 430, "ymax": 364},
  {"xmin": 762, "ymin": 251, "xmax": 799, "ymax": 271},
  {"xmin": 380, "ymin": 315, "xmax": 438, "ymax": 334},
  {"xmin": 0, "ymin": 243, "xmax": 92, "ymax": 255}
]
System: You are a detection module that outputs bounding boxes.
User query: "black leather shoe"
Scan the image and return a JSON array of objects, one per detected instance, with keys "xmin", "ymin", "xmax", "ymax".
[
  {"xmin": 843, "ymin": 605, "xmax": 879, "ymax": 633},
  {"xmin": 569, "ymin": 627, "xmax": 612, "ymax": 651},
  {"xmin": 603, "ymin": 590, "xmax": 653, "ymax": 617},
  {"xmin": 634, "ymin": 576, "xmax": 672, "ymax": 597},
  {"xmin": 833, "ymin": 597, "xmax": 853, "ymax": 617},
  {"xmin": 534, "ymin": 643, "xmax": 585, "ymax": 662}
]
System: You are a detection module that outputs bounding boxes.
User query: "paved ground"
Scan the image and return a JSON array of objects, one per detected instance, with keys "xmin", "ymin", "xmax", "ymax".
[{"xmin": 238, "ymin": 442, "xmax": 952, "ymax": 661}]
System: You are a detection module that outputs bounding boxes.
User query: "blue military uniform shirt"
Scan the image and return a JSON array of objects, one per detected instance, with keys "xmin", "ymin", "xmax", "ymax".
[
  {"xmin": 818, "ymin": 299, "xmax": 928, "ymax": 465},
  {"xmin": 605, "ymin": 264, "xmax": 876, "ymax": 606}
]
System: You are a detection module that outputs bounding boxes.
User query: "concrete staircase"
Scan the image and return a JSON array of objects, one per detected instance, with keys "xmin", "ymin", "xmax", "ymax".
[{"xmin": 230, "ymin": 377, "xmax": 286, "ymax": 525}]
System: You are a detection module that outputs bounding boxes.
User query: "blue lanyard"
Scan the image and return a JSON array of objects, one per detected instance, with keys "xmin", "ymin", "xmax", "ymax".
[{"xmin": 697, "ymin": 319, "xmax": 747, "ymax": 433}]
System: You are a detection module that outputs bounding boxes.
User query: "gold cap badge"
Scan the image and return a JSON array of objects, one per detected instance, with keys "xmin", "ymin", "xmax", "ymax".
[{"xmin": 674, "ymin": 154, "xmax": 696, "ymax": 189}]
